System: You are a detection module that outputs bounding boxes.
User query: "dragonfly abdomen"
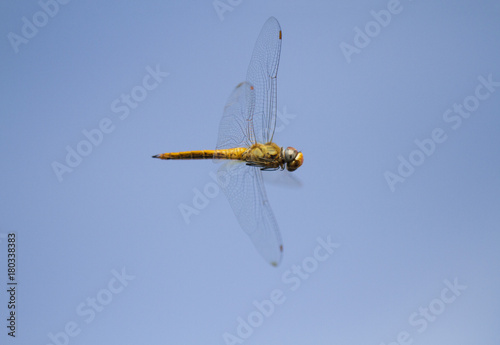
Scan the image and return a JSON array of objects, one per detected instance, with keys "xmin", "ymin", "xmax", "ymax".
[{"xmin": 153, "ymin": 148, "xmax": 247, "ymax": 160}]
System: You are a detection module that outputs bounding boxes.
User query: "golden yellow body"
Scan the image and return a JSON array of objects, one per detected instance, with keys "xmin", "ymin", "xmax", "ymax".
[{"xmin": 153, "ymin": 142, "xmax": 290, "ymax": 171}]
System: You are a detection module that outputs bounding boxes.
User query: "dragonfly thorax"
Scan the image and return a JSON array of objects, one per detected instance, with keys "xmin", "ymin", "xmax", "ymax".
[{"xmin": 244, "ymin": 144, "xmax": 303, "ymax": 171}]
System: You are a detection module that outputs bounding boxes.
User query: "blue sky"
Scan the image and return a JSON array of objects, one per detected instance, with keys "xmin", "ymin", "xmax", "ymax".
[{"xmin": 1, "ymin": 0, "xmax": 499, "ymax": 344}]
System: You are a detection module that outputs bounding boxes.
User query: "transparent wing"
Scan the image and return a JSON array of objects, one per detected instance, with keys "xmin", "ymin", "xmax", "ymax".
[
  {"xmin": 216, "ymin": 161, "xmax": 283, "ymax": 266},
  {"xmin": 246, "ymin": 16, "xmax": 282, "ymax": 144},
  {"xmin": 215, "ymin": 82, "xmax": 256, "ymax": 151},
  {"xmin": 214, "ymin": 81, "xmax": 283, "ymax": 266}
]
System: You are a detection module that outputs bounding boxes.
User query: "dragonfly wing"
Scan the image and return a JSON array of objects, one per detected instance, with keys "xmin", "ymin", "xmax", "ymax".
[
  {"xmin": 217, "ymin": 161, "xmax": 283, "ymax": 266},
  {"xmin": 212, "ymin": 18, "xmax": 284, "ymax": 266},
  {"xmin": 215, "ymin": 82, "xmax": 256, "ymax": 152},
  {"xmin": 246, "ymin": 17, "xmax": 282, "ymax": 144}
]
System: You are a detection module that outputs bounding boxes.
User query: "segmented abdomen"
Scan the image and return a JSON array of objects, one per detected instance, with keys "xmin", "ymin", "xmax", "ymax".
[{"xmin": 154, "ymin": 148, "xmax": 246, "ymax": 160}]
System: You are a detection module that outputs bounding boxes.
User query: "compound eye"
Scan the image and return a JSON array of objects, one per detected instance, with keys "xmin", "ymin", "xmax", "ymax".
[
  {"xmin": 284, "ymin": 147, "xmax": 298, "ymax": 163},
  {"xmin": 286, "ymin": 152, "xmax": 303, "ymax": 172}
]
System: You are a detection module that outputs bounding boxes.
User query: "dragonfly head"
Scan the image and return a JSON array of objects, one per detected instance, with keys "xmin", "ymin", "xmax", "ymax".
[{"xmin": 283, "ymin": 147, "xmax": 303, "ymax": 172}]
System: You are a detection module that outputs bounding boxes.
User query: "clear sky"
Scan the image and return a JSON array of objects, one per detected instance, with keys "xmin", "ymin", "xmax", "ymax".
[{"xmin": 1, "ymin": 0, "xmax": 499, "ymax": 344}]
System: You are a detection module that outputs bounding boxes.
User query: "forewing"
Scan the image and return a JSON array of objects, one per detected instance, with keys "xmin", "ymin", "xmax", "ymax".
[
  {"xmin": 217, "ymin": 162, "xmax": 283, "ymax": 266},
  {"xmin": 246, "ymin": 17, "xmax": 282, "ymax": 144},
  {"xmin": 215, "ymin": 82, "xmax": 256, "ymax": 152}
]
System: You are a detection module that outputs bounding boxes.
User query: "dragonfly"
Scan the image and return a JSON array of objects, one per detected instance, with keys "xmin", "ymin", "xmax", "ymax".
[{"xmin": 153, "ymin": 17, "xmax": 303, "ymax": 266}]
